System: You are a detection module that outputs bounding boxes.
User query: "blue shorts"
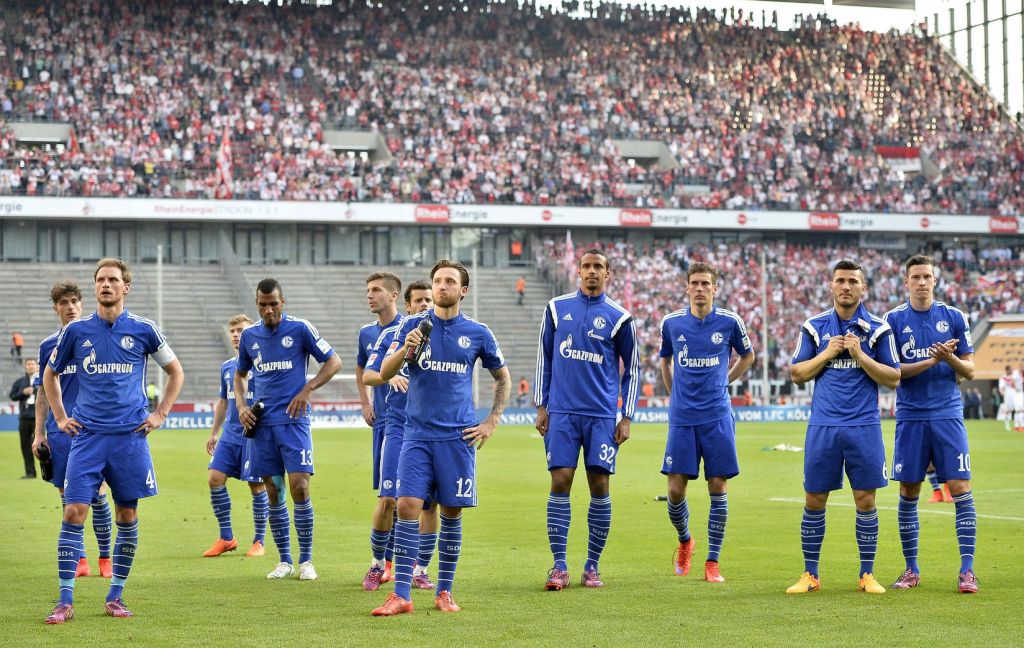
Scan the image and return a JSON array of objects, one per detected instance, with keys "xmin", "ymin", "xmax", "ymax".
[
  {"xmin": 46, "ymin": 429, "xmax": 73, "ymax": 489},
  {"xmin": 64, "ymin": 431, "xmax": 158, "ymax": 506},
  {"xmin": 378, "ymin": 428, "xmax": 402, "ymax": 499},
  {"xmin": 397, "ymin": 438, "xmax": 477, "ymax": 508},
  {"xmin": 662, "ymin": 415, "xmax": 739, "ymax": 479},
  {"xmin": 371, "ymin": 422, "xmax": 386, "ymax": 490},
  {"xmin": 209, "ymin": 439, "xmax": 263, "ymax": 483},
  {"xmin": 545, "ymin": 412, "xmax": 618, "ymax": 475},
  {"xmin": 804, "ymin": 424, "xmax": 888, "ymax": 493},
  {"xmin": 892, "ymin": 419, "xmax": 971, "ymax": 483},
  {"xmin": 252, "ymin": 421, "xmax": 314, "ymax": 477}
]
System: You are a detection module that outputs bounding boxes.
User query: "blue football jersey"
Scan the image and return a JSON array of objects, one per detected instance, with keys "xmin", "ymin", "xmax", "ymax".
[
  {"xmin": 660, "ymin": 307, "xmax": 752, "ymax": 425},
  {"xmin": 534, "ymin": 291, "xmax": 639, "ymax": 419},
  {"xmin": 357, "ymin": 315, "xmax": 401, "ymax": 424},
  {"xmin": 36, "ymin": 329, "xmax": 81, "ymax": 436},
  {"xmin": 218, "ymin": 356, "xmax": 254, "ymax": 445},
  {"xmin": 883, "ymin": 301, "xmax": 973, "ymax": 421},
  {"xmin": 391, "ymin": 310, "xmax": 505, "ymax": 441},
  {"xmin": 236, "ymin": 313, "xmax": 335, "ymax": 426},
  {"xmin": 365, "ymin": 322, "xmax": 409, "ymax": 431},
  {"xmin": 790, "ymin": 303, "xmax": 899, "ymax": 426},
  {"xmin": 48, "ymin": 310, "xmax": 176, "ymax": 434}
]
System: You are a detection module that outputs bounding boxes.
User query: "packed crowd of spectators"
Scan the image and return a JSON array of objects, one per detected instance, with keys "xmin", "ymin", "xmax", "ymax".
[
  {"xmin": 535, "ymin": 238, "xmax": 1024, "ymax": 393},
  {"xmin": 0, "ymin": 0, "xmax": 1021, "ymax": 214}
]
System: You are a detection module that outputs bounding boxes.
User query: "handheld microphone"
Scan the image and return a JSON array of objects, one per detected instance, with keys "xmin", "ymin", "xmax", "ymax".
[
  {"xmin": 404, "ymin": 319, "xmax": 433, "ymax": 366},
  {"xmin": 243, "ymin": 400, "xmax": 265, "ymax": 439}
]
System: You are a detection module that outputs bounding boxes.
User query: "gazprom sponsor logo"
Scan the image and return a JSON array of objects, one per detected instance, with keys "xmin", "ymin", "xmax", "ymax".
[
  {"xmin": 82, "ymin": 349, "xmax": 133, "ymax": 375},
  {"xmin": 825, "ymin": 358, "xmax": 861, "ymax": 369},
  {"xmin": 253, "ymin": 351, "xmax": 293, "ymax": 373},
  {"xmin": 900, "ymin": 336, "xmax": 930, "ymax": 361},
  {"xmin": 558, "ymin": 334, "xmax": 604, "ymax": 364},
  {"xmin": 677, "ymin": 355, "xmax": 722, "ymax": 368},
  {"xmin": 417, "ymin": 345, "xmax": 468, "ymax": 374}
]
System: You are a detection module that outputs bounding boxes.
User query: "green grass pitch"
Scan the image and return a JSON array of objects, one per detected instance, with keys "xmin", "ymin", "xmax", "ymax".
[{"xmin": 1, "ymin": 420, "xmax": 1021, "ymax": 647}]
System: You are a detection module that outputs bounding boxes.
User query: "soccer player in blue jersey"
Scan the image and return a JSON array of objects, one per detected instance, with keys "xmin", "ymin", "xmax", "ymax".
[
  {"xmin": 42, "ymin": 258, "xmax": 185, "ymax": 623},
  {"xmin": 535, "ymin": 249, "xmax": 639, "ymax": 591},
  {"xmin": 203, "ymin": 314, "xmax": 270, "ymax": 558},
  {"xmin": 370, "ymin": 260, "xmax": 510, "ymax": 616},
  {"xmin": 235, "ymin": 278, "xmax": 341, "ymax": 581},
  {"xmin": 786, "ymin": 259, "xmax": 900, "ymax": 596},
  {"xmin": 659, "ymin": 262, "xmax": 754, "ymax": 583},
  {"xmin": 33, "ymin": 281, "xmax": 114, "ymax": 580},
  {"xmin": 357, "ymin": 271, "xmax": 403, "ymax": 584},
  {"xmin": 883, "ymin": 255, "xmax": 979, "ymax": 593},
  {"xmin": 361, "ymin": 280, "xmax": 441, "ymax": 592}
]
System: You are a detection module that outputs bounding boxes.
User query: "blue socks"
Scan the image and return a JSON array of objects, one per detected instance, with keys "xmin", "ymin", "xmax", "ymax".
[
  {"xmin": 926, "ymin": 470, "xmax": 941, "ymax": 493},
  {"xmin": 897, "ymin": 495, "xmax": 920, "ymax": 573},
  {"xmin": 546, "ymin": 493, "xmax": 571, "ymax": 571},
  {"xmin": 954, "ymin": 491, "xmax": 977, "ymax": 573},
  {"xmin": 210, "ymin": 485, "xmax": 233, "ymax": 541},
  {"xmin": 436, "ymin": 513, "xmax": 463, "ymax": 595},
  {"xmin": 384, "ymin": 510, "xmax": 397, "ymax": 563},
  {"xmin": 370, "ymin": 527, "xmax": 390, "ymax": 563},
  {"xmin": 801, "ymin": 507, "xmax": 826, "ymax": 577},
  {"xmin": 91, "ymin": 493, "xmax": 112, "ymax": 558},
  {"xmin": 417, "ymin": 531, "xmax": 438, "ymax": 570},
  {"xmin": 855, "ymin": 509, "xmax": 879, "ymax": 576},
  {"xmin": 707, "ymin": 493, "xmax": 728, "ymax": 562},
  {"xmin": 668, "ymin": 497, "xmax": 690, "ymax": 543},
  {"xmin": 584, "ymin": 495, "xmax": 611, "ymax": 573},
  {"xmin": 293, "ymin": 499, "xmax": 314, "ymax": 564},
  {"xmin": 107, "ymin": 520, "xmax": 138, "ymax": 602},
  {"xmin": 251, "ymin": 490, "xmax": 269, "ymax": 544},
  {"xmin": 392, "ymin": 519, "xmax": 419, "ymax": 600},
  {"xmin": 57, "ymin": 522, "xmax": 84, "ymax": 605},
  {"xmin": 268, "ymin": 501, "xmax": 292, "ymax": 564}
]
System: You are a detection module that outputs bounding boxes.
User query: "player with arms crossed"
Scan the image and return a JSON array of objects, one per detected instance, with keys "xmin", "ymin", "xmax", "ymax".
[
  {"xmin": 33, "ymin": 281, "xmax": 114, "ymax": 580},
  {"xmin": 235, "ymin": 279, "xmax": 341, "ymax": 581},
  {"xmin": 659, "ymin": 262, "xmax": 754, "ymax": 583},
  {"xmin": 202, "ymin": 314, "xmax": 270, "ymax": 558},
  {"xmin": 786, "ymin": 259, "xmax": 899, "ymax": 595},
  {"xmin": 883, "ymin": 255, "xmax": 979, "ymax": 593},
  {"xmin": 356, "ymin": 272, "xmax": 404, "ymax": 583},
  {"xmin": 371, "ymin": 260, "xmax": 510, "ymax": 615},
  {"xmin": 43, "ymin": 258, "xmax": 185, "ymax": 623},
  {"xmin": 535, "ymin": 248, "xmax": 639, "ymax": 590},
  {"xmin": 361, "ymin": 280, "xmax": 440, "ymax": 591}
]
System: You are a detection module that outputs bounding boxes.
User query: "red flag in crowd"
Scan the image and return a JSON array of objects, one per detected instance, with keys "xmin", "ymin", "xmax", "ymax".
[
  {"xmin": 214, "ymin": 126, "xmax": 233, "ymax": 199},
  {"xmin": 65, "ymin": 129, "xmax": 80, "ymax": 158}
]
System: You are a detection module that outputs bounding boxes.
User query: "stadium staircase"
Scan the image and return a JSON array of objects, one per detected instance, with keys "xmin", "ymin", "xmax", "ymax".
[
  {"xmin": 0, "ymin": 262, "xmax": 246, "ymax": 401},
  {"xmin": 234, "ymin": 264, "xmax": 551, "ymax": 401},
  {"xmin": 0, "ymin": 260, "xmax": 554, "ymax": 405}
]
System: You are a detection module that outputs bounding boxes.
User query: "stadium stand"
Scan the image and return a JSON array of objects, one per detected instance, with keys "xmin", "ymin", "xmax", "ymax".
[
  {"xmin": 236, "ymin": 264, "xmax": 548, "ymax": 402},
  {"xmin": 0, "ymin": 260, "xmax": 548, "ymax": 402},
  {"xmin": 0, "ymin": 0, "xmax": 1020, "ymax": 215},
  {"xmin": 0, "ymin": 262, "xmax": 248, "ymax": 399},
  {"xmin": 535, "ymin": 239, "xmax": 1024, "ymax": 397}
]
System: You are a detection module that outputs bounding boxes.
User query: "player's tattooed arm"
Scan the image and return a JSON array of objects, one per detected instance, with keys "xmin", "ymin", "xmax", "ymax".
[
  {"xmin": 463, "ymin": 366, "xmax": 511, "ymax": 450},
  {"xmin": 490, "ymin": 367, "xmax": 511, "ymax": 418}
]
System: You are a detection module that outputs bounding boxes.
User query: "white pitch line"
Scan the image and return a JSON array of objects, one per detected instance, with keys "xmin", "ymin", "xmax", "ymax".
[{"xmin": 767, "ymin": 497, "xmax": 1024, "ymax": 522}]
